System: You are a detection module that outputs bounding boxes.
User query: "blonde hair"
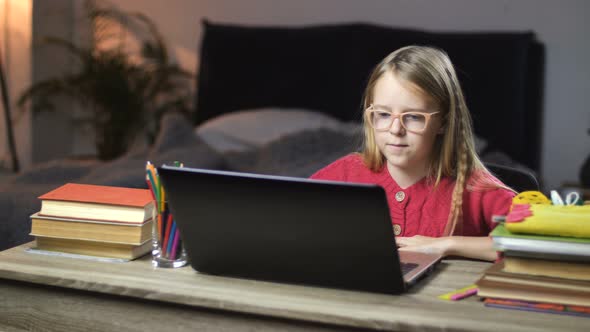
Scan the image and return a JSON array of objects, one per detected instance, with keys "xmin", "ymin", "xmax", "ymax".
[{"xmin": 361, "ymin": 45, "xmax": 512, "ymax": 236}]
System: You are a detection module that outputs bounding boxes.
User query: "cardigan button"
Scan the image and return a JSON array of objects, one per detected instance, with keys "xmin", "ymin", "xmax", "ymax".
[
  {"xmin": 393, "ymin": 224, "xmax": 402, "ymax": 236},
  {"xmin": 395, "ymin": 191, "xmax": 405, "ymax": 202}
]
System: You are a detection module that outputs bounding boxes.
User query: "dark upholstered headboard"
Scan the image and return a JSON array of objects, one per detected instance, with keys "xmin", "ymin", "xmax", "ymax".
[{"xmin": 195, "ymin": 20, "xmax": 544, "ymax": 171}]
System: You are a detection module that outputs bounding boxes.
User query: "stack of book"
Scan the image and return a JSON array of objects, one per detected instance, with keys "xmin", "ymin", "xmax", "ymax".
[
  {"xmin": 30, "ymin": 183, "xmax": 155, "ymax": 260},
  {"xmin": 477, "ymin": 223, "xmax": 590, "ymax": 317}
]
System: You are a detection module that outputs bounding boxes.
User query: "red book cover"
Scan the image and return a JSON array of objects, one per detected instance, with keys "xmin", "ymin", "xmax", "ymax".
[{"xmin": 39, "ymin": 183, "xmax": 152, "ymax": 207}]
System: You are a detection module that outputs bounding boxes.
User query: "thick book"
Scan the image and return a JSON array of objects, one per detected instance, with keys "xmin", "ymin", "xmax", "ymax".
[
  {"xmin": 29, "ymin": 213, "xmax": 153, "ymax": 245},
  {"xmin": 491, "ymin": 224, "xmax": 590, "ymax": 258},
  {"xmin": 484, "ymin": 261, "xmax": 590, "ymax": 292},
  {"xmin": 34, "ymin": 236, "xmax": 152, "ymax": 260},
  {"xmin": 476, "ymin": 261, "xmax": 590, "ymax": 307},
  {"xmin": 502, "ymin": 250, "xmax": 590, "ymax": 263},
  {"xmin": 38, "ymin": 183, "xmax": 154, "ymax": 224},
  {"xmin": 503, "ymin": 256, "xmax": 590, "ymax": 281},
  {"xmin": 484, "ymin": 298, "xmax": 590, "ymax": 318}
]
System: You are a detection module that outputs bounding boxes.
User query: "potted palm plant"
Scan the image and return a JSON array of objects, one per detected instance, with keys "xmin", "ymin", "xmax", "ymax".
[{"xmin": 18, "ymin": 1, "xmax": 193, "ymax": 161}]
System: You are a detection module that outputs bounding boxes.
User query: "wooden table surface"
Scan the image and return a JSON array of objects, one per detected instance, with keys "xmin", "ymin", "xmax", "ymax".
[{"xmin": 0, "ymin": 243, "xmax": 588, "ymax": 332}]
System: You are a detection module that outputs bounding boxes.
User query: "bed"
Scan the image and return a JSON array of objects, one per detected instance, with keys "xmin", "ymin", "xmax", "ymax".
[
  {"xmin": 194, "ymin": 20, "xmax": 544, "ymax": 173},
  {"xmin": 0, "ymin": 20, "xmax": 544, "ymax": 251}
]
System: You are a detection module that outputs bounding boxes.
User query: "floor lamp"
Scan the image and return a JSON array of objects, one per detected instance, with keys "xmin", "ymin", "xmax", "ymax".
[
  {"xmin": 0, "ymin": 1, "xmax": 19, "ymax": 173},
  {"xmin": 0, "ymin": 2, "xmax": 20, "ymax": 173}
]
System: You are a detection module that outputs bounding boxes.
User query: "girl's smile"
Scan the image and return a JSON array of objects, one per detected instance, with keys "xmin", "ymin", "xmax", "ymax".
[{"xmin": 385, "ymin": 142, "xmax": 409, "ymax": 153}]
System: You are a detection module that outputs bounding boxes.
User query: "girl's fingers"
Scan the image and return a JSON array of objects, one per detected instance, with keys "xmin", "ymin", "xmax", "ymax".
[{"xmin": 396, "ymin": 237, "xmax": 407, "ymax": 246}]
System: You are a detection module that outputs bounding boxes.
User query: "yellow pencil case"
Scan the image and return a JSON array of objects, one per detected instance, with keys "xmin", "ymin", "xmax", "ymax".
[{"xmin": 505, "ymin": 204, "xmax": 590, "ymax": 238}]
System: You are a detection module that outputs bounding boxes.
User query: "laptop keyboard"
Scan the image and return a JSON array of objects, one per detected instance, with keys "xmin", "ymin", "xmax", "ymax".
[{"xmin": 400, "ymin": 262, "xmax": 419, "ymax": 275}]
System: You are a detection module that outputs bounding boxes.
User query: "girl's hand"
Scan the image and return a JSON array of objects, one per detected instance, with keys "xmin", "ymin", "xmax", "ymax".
[
  {"xmin": 397, "ymin": 236, "xmax": 497, "ymax": 261},
  {"xmin": 396, "ymin": 235, "xmax": 452, "ymax": 256}
]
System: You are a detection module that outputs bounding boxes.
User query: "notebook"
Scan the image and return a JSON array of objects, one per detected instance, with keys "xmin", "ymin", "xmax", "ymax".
[{"xmin": 158, "ymin": 166, "xmax": 442, "ymax": 295}]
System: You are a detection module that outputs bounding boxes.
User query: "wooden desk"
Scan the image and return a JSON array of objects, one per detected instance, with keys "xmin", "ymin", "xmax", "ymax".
[{"xmin": 0, "ymin": 243, "xmax": 588, "ymax": 331}]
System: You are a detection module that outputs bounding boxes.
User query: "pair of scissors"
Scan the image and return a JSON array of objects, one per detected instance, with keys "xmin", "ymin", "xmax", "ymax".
[{"xmin": 550, "ymin": 190, "xmax": 580, "ymax": 205}]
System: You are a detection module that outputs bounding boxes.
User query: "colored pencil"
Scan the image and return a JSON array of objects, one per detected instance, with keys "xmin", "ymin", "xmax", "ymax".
[
  {"xmin": 162, "ymin": 213, "xmax": 173, "ymax": 255},
  {"xmin": 170, "ymin": 228, "xmax": 180, "ymax": 259},
  {"xmin": 166, "ymin": 222, "xmax": 177, "ymax": 256}
]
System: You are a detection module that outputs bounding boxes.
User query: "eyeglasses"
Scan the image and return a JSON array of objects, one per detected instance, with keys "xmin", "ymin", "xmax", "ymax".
[{"xmin": 365, "ymin": 104, "xmax": 440, "ymax": 133}]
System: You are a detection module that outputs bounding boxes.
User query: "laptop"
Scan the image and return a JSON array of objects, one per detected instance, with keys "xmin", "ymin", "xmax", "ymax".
[{"xmin": 158, "ymin": 165, "xmax": 442, "ymax": 295}]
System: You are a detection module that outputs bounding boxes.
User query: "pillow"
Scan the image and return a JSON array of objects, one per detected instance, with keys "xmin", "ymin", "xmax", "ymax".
[
  {"xmin": 78, "ymin": 157, "xmax": 150, "ymax": 188},
  {"xmin": 148, "ymin": 112, "xmax": 226, "ymax": 169},
  {"xmin": 79, "ymin": 112, "xmax": 225, "ymax": 188},
  {"xmin": 474, "ymin": 135, "xmax": 488, "ymax": 155},
  {"xmin": 195, "ymin": 108, "xmax": 356, "ymax": 153},
  {"xmin": 224, "ymin": 126, "xmax": 363, "ymax": 178}
]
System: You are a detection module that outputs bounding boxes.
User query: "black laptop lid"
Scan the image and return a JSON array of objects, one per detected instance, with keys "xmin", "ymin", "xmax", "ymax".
[{"xmin": 158, "ymin": 166, "xmax": 405, "ymax": 294}]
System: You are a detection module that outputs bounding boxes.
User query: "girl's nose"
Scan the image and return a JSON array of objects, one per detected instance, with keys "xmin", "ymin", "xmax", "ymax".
[{"xmin": 389, "ymin": 117, "xmax": 405, "ymax": 135}]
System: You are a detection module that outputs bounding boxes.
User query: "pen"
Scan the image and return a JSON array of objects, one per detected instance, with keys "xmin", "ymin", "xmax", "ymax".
[
  {"xmin": 450, "ymin": 287, "xmax": 478, "ymax": 301},
  {"xmin": 438, "ymin": 284, "xmax": 478, "ymax": 301}
]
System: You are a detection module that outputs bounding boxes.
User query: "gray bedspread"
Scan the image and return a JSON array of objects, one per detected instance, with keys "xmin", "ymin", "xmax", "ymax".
[{"xmin": 0, "ymin": 114, "xmax": 358, "ymax": 250}]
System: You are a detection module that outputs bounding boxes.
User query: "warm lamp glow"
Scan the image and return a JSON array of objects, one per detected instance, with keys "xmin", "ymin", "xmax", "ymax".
[{"xmin": 0, "ymin": 0, "xmax": 32, "ymax": 171}]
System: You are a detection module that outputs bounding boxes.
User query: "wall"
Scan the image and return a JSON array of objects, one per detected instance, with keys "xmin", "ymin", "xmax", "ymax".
[{"xmin": 27, "ymin": 0, "xmax": 590, "ymax": 191}]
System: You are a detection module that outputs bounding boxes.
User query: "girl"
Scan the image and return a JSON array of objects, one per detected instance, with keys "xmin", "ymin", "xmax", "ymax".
[{"xmin": 311, "ymin": 46, "xmax": 514, "ymax": 261}]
